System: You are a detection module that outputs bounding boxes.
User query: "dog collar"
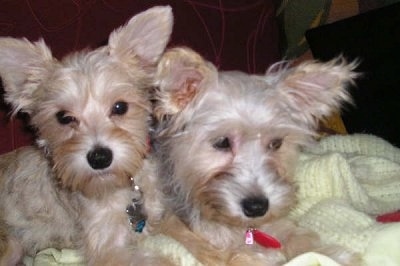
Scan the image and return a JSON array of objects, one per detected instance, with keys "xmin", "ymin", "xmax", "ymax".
[
  {"xmin": 126, "ymin": 181, "xmax": 146, "ymax": 233},
  {"xmin": 245, "ymin": 228, "xmax": 281, "ymax": 249}
]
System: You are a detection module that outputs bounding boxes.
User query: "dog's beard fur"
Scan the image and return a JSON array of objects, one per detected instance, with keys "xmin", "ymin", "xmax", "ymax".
[
  {"xmin": 0, "ymin": 6, "xmax": 173, "ymax": 265},
  {"xmin": 153, "ymin": 47, "xmax": 360, "ymax": 265}
]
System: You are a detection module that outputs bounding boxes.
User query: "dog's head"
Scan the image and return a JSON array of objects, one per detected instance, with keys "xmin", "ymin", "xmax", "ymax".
[
  {"xmin": 153, "ymin": 47, "xmax": 357, "ymax": 227},
  {"xmin": 0, "ymin": 6, "xmax": 173, "ymax": 198}
]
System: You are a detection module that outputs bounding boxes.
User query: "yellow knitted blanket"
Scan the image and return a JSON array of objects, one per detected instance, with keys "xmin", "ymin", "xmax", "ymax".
[
  {"xmin": 24, "ymin": 134, "xmax": 400, "ymax": 266},
  {"xmin": 290, "ymin": 133, "xmax": 400, "ymax": 266}
]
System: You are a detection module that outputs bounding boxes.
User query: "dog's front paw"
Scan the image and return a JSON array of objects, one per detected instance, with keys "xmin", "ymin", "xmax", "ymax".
[
  {"xmin": 0, "ymin": 233, "xmax": 23, "ymax": 266},
  {"xmin": 228, "ymin": 248, "xmax": 286, "ymax": 266}
]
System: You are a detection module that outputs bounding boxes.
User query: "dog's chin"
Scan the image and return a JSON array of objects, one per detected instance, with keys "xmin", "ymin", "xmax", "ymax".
[
  {"xmin": 56, "ymin": 168, "xmax": 132, "ymax": 199},
  {"xmin": 197, "ymin": 203, "xmax": 271, "ymax": 228},
  {"xmin": 80, "ymin": 175, "xmax": 131, "ymax": 199},
  {"xmin": 220, "ymin": 215, "xmax": 270, "ymax": 228},
  {"xmin": 236, "ymin": 214, "xmax": 282, "ymax": 229}
]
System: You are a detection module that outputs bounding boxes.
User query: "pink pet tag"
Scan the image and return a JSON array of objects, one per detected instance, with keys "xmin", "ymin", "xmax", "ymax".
[
  {"xmin": 245, "ymin": 229, "xmax": 254, "ymax": 244},
  {"xmin": 245, "ymin": 228, "xmax": 281, "ymax": 249}
]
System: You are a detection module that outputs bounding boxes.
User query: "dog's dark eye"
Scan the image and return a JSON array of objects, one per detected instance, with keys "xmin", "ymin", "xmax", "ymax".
[
  {"xmin": 111, "ymin": 101, "xmax": 128, "ymax": 115},
  {"xmin": 213, "ymin": 137, "xmax": 231, "ymax": 151},
  {"xmin": 267, "ymin": 138, "xmax": 283, "ymax": 151},
  {"xmin": 56, "ymin": 111, "xmax": 76, "ymax": 125}
]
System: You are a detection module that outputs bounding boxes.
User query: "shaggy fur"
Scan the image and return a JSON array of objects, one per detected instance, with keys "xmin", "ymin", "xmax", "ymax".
[
  {"xmin": 0, "ymin": 6, "xmax": 173, "ymax": 266},
  {"xmin": 152, "ymin": 47, "xmax": 361, "ymax": 265}
]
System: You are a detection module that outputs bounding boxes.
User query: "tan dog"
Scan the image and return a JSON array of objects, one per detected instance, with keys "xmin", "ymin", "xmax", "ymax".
[
  {"xmin": 152, "ymin": 47, "xmax": 361, "ymax": 265},
  {"xmin": 0, "ymin": 6, "xmax": 173, "ymax": 266}
]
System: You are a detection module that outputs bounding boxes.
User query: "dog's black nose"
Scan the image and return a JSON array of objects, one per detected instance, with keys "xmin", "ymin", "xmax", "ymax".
[
  {"xmin": 87, "ymin": 146, "xmax": 113, "ymax": 170},
  {"xmin": 241, "ymin": 197, "xmax": 269, "ymax": 217}
]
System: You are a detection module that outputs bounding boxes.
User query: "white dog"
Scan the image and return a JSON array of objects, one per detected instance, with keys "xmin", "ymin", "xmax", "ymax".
[
  {"xmin": 152, "ymin": 47, "xmax": 361, "ymax": 265},
  {"xmin": 0, "ymin": 6, "xmax": 173, "ymax": 266}
]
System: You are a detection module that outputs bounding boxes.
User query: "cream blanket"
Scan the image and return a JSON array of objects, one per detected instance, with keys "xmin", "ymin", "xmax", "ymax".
[{"xmin": 24, "ymin": 134, "xmax": 400, "ymax": 266}]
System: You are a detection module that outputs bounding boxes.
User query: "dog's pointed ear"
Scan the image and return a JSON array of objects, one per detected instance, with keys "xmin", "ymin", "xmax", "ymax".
[
  {"xmin": 0, "ymin": 38, "xmax": 55, "ymax": 115},
  {"xmin": 274, "ymin": 57, "xmax": 358, "ymax": 128},
  {"xmin": 108, "ymin": 6, "xmax": 173, "ymax": 68},
  {"xmin": 153, "ymin": 47, "xmax": 216, "ymax": 120}
]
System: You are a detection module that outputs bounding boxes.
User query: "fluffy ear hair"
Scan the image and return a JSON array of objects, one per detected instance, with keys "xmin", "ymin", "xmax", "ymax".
[
  {"xmin": 273, "ymin": 57, "xmax": 359, "ymax": 128},
  {"xmin": 108, "ymin": 6, "xmax": 173, "ymax": 68},
  {"xmin": 153, "ymin": 47, "xmax": 216, "ymax": 120},
  {"xmin": 0, "ymin": 38, "xmax": 55, "ymax": 115}
]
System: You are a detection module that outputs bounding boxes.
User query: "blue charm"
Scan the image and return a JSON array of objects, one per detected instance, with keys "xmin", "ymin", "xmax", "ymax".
[
  {"xmin": 126, "ymin": 183, "xmax": 147, "ymax": 233},
  {"xmin": 135, "ymin": 219, "xmax": 146, "ymax": 233}
]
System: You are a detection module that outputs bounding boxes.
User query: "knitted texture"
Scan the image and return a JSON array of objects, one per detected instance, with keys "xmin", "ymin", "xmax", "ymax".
[{"xmin": 290, "ymin": 134, "xmax": 400, "ymax": 257}]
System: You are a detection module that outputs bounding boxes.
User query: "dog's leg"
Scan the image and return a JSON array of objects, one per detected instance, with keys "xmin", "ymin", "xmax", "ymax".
[
  {"xmin": 80, "ymin": 193, "xmax": 173, "ymax": 266},
  {"xmin": 227, "ymin": 248, "xmax": 286, "ymax": 266},
  {"xmin": 159, "ymin": 215, "xmax": 289, "ymax": 266},
  {"xmin": 268, "ymin": 220, "xmax": 361, "ymax": 266},
  {"xmin": 157, "ymin": 214, "xmax": 234, "ymax": 265},
  {"xmin": 82, "ymin": 228, "xmax": 175, "ymax": 266},
  {"xmin": 84, "ymin": 245, "xmax": 175, "ymax": 266},
  {"xmin": 0, "ymin": 219, "xmax": 23, "ymax": 266}
]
